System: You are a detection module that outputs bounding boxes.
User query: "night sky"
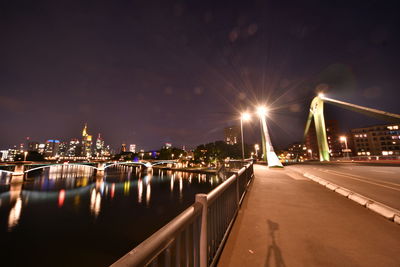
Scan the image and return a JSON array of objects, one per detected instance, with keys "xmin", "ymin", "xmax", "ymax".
[{"xmin": 1, "ymin": 0, "xmax": 399, "ymax": 151}]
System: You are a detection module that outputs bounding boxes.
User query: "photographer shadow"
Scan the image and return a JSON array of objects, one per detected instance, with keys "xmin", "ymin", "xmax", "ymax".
[{"xmin": 265, "ymin": 220, "xmax": 286, "ymax": 267}]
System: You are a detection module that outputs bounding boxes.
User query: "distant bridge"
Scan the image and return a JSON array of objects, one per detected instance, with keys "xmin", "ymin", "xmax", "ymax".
[{"xmin": 0, "ymin": 160, "xmax": 179, "ymax": 181}]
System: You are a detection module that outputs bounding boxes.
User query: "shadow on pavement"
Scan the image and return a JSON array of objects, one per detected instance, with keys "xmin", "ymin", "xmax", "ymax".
[{"xmin": 265, "ymin": 220, "xmax": 286, "ymax": 267}]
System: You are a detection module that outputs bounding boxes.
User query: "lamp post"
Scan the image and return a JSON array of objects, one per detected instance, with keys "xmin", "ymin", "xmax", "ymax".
[
  {"xmin": 254, "ymin": 144, "xmax": 259, "ymax": 160},
  {"xmin": 23, "ymin": 151, "xmax": 28, "ymax": 162},
  {"xmin": 307, "ymin": 149, "xmax": 312, "ymax": 160},
  {"xmin": 240, "ymin": 112, "xmax": 251, "ymax": 161}
]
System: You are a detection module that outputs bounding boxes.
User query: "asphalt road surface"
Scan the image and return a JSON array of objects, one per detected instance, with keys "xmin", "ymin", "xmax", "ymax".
[{"xmin": 287, "ymin": 163, "xmax": 400, "ymax": 210}]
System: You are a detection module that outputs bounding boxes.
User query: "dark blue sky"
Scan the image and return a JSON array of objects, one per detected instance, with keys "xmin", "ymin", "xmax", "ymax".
[{"xmin": 1, "ymin": 0, "xmax": 399, "ymax": 150}]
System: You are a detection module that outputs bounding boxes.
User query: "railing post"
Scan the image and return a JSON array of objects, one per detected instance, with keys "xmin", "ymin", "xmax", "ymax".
[
  {"xmin": 235, "ymin": 173, "xmax": 239, "ymax": 207},
  {"xmin": 196, "ymin": 194, "xmax": 208, "ymax": 267}
]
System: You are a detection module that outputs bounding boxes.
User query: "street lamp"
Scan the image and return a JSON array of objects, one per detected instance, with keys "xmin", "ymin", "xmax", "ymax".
[
  {"xmin": 23, "ymin": 151, "xmax": 28, "ymax": 162},
  {"xmin": 256, "ymin": 106, "xmax": 268, "ymax": 117},
  {"xmin": 307, "ymin": 149, "xmax": 312, "ymax": 160},
  {"xmin": 254, "ymin": 144, "xmax": 259, "ymax": 160},
  {"xmin": 240, "ymin": 112, "xmax": 251, "ymax": 160},
  {"xmin": 172, "ymin": 153, "xmax": 175, "ymax": 160},
  {"xmin": 340, "ymin": 136, "xmax": 349, "ymax": 159}
]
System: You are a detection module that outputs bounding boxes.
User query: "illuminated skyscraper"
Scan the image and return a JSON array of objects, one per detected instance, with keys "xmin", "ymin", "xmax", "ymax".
[
  {"xmin": 96, "ymin": 134, "xmax": 105, "ymax": 156},
  {"xmin": 68, "ymin": 139, "xmax": 81, "ymax": 156},
  {"xmin": 121, "ymin": 144, "xmax": 127, "ymax": 153},
  {"xmin": 82, "ymin": 123, "xmax": 93, "ymax": 157},
  {"xmin": 44, "ymin": 140, "xmax": 60, "ymax": 157},
  {"xmin": 129, "ymin": 144, "xmax": 136, "ymax": 153}
]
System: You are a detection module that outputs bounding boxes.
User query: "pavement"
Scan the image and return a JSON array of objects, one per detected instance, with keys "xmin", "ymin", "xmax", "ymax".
[{"xmin": 217, "ymin": 164, "xmax": 400, "ymax": 267}]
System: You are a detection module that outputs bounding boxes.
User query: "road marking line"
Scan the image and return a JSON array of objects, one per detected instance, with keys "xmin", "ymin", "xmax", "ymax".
[
  {"xmin": 320, "ymin": 170, "xmax": 400, "ymax": 192},
  {"xmin": 322, "ymin": 169, "xmax": 400, "ymax": 187},
  {"xmin": 371, "ymin": 170, "xmax": 396, "ymax": 174}
]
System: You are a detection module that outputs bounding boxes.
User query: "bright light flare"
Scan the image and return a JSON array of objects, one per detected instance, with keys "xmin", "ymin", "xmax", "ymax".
[
  {"xmin": 339, "ymin": 136, "xmax": 347, "ymax": 142},
  {"xmin": 318, "ymin": 92, "xmax": 325, "ymax": 98},
  {"xmin": 241, "ymin": 112, "xmax": 251, "ymax": 121},
  {"xmin": 256, "ymin": 106, "xmax": 268, "ymax": 117}
]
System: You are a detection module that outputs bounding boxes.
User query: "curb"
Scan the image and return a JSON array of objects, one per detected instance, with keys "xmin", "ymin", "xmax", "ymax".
[{"xmin": 302, "ymin": 172, "xmax": 400, "ymax": 225}]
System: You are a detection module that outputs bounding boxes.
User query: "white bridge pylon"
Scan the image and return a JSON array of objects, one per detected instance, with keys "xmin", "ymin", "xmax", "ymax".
[{"xmin": 260, "ymin": 115, "xmax": 283, "ymax": 168}]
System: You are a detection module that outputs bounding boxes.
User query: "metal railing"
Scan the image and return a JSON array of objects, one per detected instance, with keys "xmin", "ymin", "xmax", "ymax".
[{"xmin": 111, "ymin": 162, "xmax": 254, "ymax": 267}]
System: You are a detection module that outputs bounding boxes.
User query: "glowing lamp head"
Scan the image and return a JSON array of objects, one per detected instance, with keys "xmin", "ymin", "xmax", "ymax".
[
  {"xmin": 340, "ymin": 136, "xmax": 347, "ymax": 142},
  {"xmin": 257, "ymin": 106, "xmax": 268, "ymax": 117},
  {"xmin": 241, "ymin": 112, "xmax": 251, "ymax": 121},
  {"xmin": 318, "ymin": 92, "xmax": 325, "ymax": 98}
]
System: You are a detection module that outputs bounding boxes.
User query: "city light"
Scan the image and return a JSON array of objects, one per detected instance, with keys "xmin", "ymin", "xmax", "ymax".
[
  {"xmin": 241, "ymin": 112, "xmax": 251, "ymax": 121},
  {"xmin": 339, "ymin": 136, "xmax": 347, "ymax": 142},
  {"xmin": 256, "ymin": 106, "xmax": 268, "ymax": 117},
  {"xmin": 318, "ymin": 92, "xmax": 325, "ymax": 98}
]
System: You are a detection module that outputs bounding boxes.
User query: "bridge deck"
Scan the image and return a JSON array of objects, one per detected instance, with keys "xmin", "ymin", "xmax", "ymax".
[{"xmin": 218, "ymin": 164, "xmax": 400, "ymax": 267}]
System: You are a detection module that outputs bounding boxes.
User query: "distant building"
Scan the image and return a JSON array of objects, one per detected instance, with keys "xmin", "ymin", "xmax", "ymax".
[
  {"xmin": 129, "ymin": 144, "xmax": 136, "ymax": 153},
  {"xmin": 121, "ymin": 144, "xmax": 127, "ymax": 153},
  {"xmin": 164, "ymin": 143, "xmax": 172, "ymax": 149},
  {"xmin": 38, "ymin": 143, "xmax": 46, "ymax": 154},
  {"xmin": 0, "ymin": 150, "xmax": 8, "ymax": 161},
  {"xmin": 67, "ymin": 139, "xmax": 81, "ymax": 156},
  {"xmin": 305, "ymin": 120, "xmax": 344, "ymax": 158},
  {"xmin": 58, "ymin": 142, "xmax": 68, "ymax": 156},
  {"xmin": 44, "ymin": 140, "xmax": 60, "ymax": 157},
  {"xmin": 28, "ymin": 141, "xmax": 39, "ymax": 152},
  {"xmin": 224, "ymin": 126, "xmax": 240, "ymax": 145},
  {"xmin": 96, "ymin": 134, "xmax": 105, "ymax": 156},
  {"xmin": 351, "ymin": 124, "xmax": 400, "ymax": 156},
  {"xmin": 82, "ymin": 123, "xmax": 93, "ymax": 157},
  {"xmin": 287, "ymin": 143, "xmax": 308, "ymax": 160}
]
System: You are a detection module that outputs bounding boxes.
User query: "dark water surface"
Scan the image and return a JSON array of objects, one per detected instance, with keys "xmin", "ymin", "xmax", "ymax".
[{"xmin": 0, "ymin": 165, "xmax": 220, "ymax": 267}]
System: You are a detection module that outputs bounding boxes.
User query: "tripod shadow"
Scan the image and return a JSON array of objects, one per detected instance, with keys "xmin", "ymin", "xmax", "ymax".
[{"xmin": 265, "ymin": 220, "xmax": 286, "ymax": 267}]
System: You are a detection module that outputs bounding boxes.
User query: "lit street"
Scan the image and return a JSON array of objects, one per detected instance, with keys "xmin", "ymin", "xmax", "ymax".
[{"xmin": 287, "ymin": 163, "xmax": 400, "ymax": 210}]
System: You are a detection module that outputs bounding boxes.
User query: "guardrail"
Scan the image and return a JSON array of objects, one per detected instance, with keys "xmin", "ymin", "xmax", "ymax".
[{"xmin": 111, "ymin": 162, "xmax": 254, "ymax": 267}]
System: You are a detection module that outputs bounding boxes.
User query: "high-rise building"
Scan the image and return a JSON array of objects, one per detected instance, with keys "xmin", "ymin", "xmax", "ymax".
[
  {"xmin": 58, "ymin": 142, "xmax": 68, "ymax": 156},
  {"xmin": 305, "ymin": 120, "xmax": 344, "ymax": 158},
  {"xmin": 28, "ymin": 141, "xmax": 39, "ymax": 152},
  {"xmin": 224, "ymin": 126, "xmax": 240, "ymax": 145},
  {"xmin": 351, "ymin": 124, "xmax": 400, "ymax": 156},
  {"xmin": 38, "ymin": 143, "xmax": 46, "ymax": 154},
  {"xmin": 44, "ymin": 140, "xmax": 60, "ymax": 157},
  {"xmin": 82, "ymin": 123, "xmax": 93, "ymax": 157},
  {"xmin": 121, "ymin": 144, "xmax": 127, "ymax": 153},
  {"xmin": 129, "ymin": 144, "xmax": 136, "ymax": 153},
  {"xmin": 96, "ymin": 134, "xmax": 105, "ymax": 156},
  {"xmin": 68, "ymin": 139, "xmax": 81, "ymax": 156},
  {"xmin": 0, "ymin": 150, "xmax": 8, "ymax": 161},
  {"xmin": 164, "ymin": 143, "xmax": 172, "ymax": 149}
]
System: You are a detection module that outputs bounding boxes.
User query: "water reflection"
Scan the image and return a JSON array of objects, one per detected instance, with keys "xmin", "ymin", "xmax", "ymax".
[
  {"xmin": 90, "ymin": 188, "xmax": 101, "ymax": 217},
  {"xmin": 58, "ymin": 189, "xmax": 65, "ymax": 207},
  {"xmin": 8, "ymin": 197, "xmax": 22, "ymax": 231},
  {"xmin": 138, "ymin": 178, "xmax": 143, "ymax": 203},
  {"xmin": 1, "ymin": 166, "xmax": 221, "ymax": 234}
]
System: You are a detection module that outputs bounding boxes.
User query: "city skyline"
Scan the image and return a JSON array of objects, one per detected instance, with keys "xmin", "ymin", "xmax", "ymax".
[{"xmin": 1, "ymin": 0, "xmax": 400, "ymax": 150}]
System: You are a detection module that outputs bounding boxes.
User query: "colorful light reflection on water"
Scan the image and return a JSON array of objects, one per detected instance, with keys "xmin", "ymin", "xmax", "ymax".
[{"xmin": 0, "ymin": 165, "xmax": 221, "ymax": 267}]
